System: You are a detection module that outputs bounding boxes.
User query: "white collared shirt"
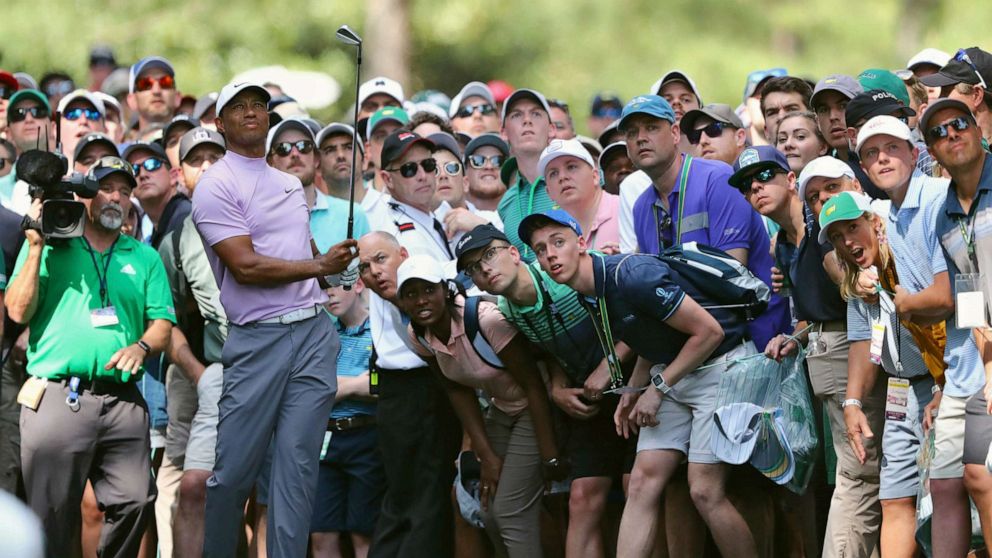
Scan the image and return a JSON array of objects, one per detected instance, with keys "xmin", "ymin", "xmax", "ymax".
[{"xmin": 369, "ymin": 291, "xmax": 427, "ymax": 370}]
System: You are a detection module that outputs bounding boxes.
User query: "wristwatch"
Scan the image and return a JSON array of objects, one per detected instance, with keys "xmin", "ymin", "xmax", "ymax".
[
  {"xmin": 651, "ymin": 374, "xmax": 673, "ymax": 395},
  {"xmin": 136, "ymin": 340, "xmax": 151, "ymax": 354},
  {"xmin": 841, "ymin": 398, "xmax": 863, "ymax": 409}
]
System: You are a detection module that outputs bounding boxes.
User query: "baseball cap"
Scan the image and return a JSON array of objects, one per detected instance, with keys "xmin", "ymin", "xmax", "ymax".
[
  {"xmin": 56, "ymin": 89, "xmax": 106, "ymax": 116},
  {"xmin": 858, "ymin": 69, "xmax": 911, "ymax": 106},
  {"xmin": 100, "ymin": 68, "xmax": 129, "ymax": 98},
  {"xmin": 358, "ymin": 76, "xmax": 404, "ymax": 108},
  {"xmin": 590, "ymin": 92, "xmax": 623, "ymax": 119},
  {"xmin": 397, "ymin": 254, "xmax": 446, "ymax": 292},
  {"xmin": 500, "ymin": 88, "xmax": 552, "ymax": 124},
  {"xmin": 728, "ymin": 146, "xmax": 790, "ymax": 190},
  {"xmin": 907, "ymin": 48, "xmax": 951, "ymax": 72},
  {"xmin": 464, "ymin": 133, "xmax": 509, "ymax": 162},
  {"xmin": 411, "ymin": 89, "xmax": 452, "ymax": 113},
  {"xmin": 810, "ymin": 74, "xmax": 863, "ymax": 109},
  {"xmin": 121, "ymin": 141, "xmax": 168, "ymax": 163},
  {"xmin": 598, "ymin": 141, "xmax": 628, "ymax": 170},
  {"xmin": 817, "ymin": 191, "xmax": 874, "ymax": 244},
  {"xmin": 316, "ymin": 123, "xmax": 365, "ymax": 155},
  {"xmin": 366, "ymin": 106, "xmax": 410, "ymax": 139},
  {"xmin": 179, "ymin": 127, "xmax": 226, "ymax": 163},
  {"xmin": 537, "ymin": 138, "xmax": 595, "ymax": 178},
  {"xmin": 89, "ymin": 155, "xmax": 136, "ymax": 187},
  {"xmin": 427, "ymin": 132, "xmax": 461, "ymax": 159},
  {"xmin": 797, "ymin": 156, "xmax": 855, "ymax": 202},
  {"xmin": 92, "ymin": 92, "xmax": 122, "ymax": 118},
  {"xmin": 854, "ymin": 115, "xmax": 913, "ymax": 155},
  {"xmin": 265, "ymin": 117, "xmax": 315, "ymax": 154},
  {"xmin": 89, "ymin": 45, "xmax": 116, "ymax": 67},
  {"xmin": 711, "ymin": 402, "xmax": 765, "ymax": 465},
  {"xmin": 380, "ymin": 130, "xmax": 435, "ymax": 169},
  {"xmin": 680, "ymin": 103, "xmax": 744, "ymax": 132},
  {"xmin": 9, "ymin": 89, "xmax": 51, "ymax": 112},
  {"xmin": 193, "ymin": 92, "xmax": 219, "ymax": 120},
  {"xmin": 73, "ymin": 133, "xmax": 118, "ymax": 163},
  {"xmin": 742, "ymin": 68, "xmax": 788, "ymax": 102},
  {"xmin": 617, "ymin": 95, "xmax": 676, "ymax": 133},
  {"xmin": 455, "ymin": 223, "xmax": 511, "ymax": 271},
  {"xmin": 128, "ymin": 56, "xmax": 175, "ymax": 94},
  {"xmin": 920, "ymin": 47, "xmax": 992, "ymax": 89},
  {"xmin": 918, "ymin": 98, "xmax": 975, "ymax": 136},
  {"xmin": 449, "ymin": 82, "xmax": 496, "ymax": 118},
  {"xmin": 517, "ymin": 209, "xmax": 582, "ymax": 248},
  {"xmin": 596, "ymin": 119, "xmax": 621, "ymax": 149},
  {"xmin": 844, "ymin": 90, "xmax": 916, "ymax": 127},
  {"xmin": 650, "ymin": 70, "xmax": 702, "ymax": 104},
  {"xmin": 215, "ymin": 81, "xmax": 271, "ymax": 116},
  {"xmin": 749, "ymin": 408, "xmax": 796, "ymax": 485},
  {"xmin": 487, "ymin": 80, "xmax": 514, "ymax": 104},
  {"xmin": 163, "ymin": 114, "xmax": 199, "ymax": 145},
  {"xmin": 0, "ymin": 71, "xmax": 17, "ymax": 93}
]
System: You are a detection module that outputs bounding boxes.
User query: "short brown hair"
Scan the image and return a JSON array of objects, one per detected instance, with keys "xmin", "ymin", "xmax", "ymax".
[{"xmin": 760, "ymin": 77, "xmax": 813, "ymax": 114}]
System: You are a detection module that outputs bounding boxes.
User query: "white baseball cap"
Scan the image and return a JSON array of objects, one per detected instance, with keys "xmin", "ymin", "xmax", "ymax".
[
  {"xmin": 358, "ymin": 76, "xmax": 404, "ymax": 108},
  {"xmin": 449, "ymin": 81, "xmax": 496, "ymax": 118},
  {"xmin": 650, "ymin": 69, "xmax": 702, "ymax": 104},
  {"xmin": 265, "ymin": 117, "xmax": 314, "ymax": 154},
  {"xmin": 215, "ymin": 81, "xmax": 271, "ymax": 116},
  {"xmin": 397, "ymin": 255, "xmax": 446, "ymax": 292},
  {"xmin": 537, "ymin": 138, "xmax": 596, "ymax": 178},
  {"xmin": 907, "ymin": 48, "xmax": 951, "ymax": 71},
  {"xmin": 57, "ymin": 89, "xmax": 106, "ymax": 117},
  {"xmin": 855, "ymin": 115, "xmax": 913, "ymax": 155},
  {"xmin": 797, "ymin": 156, "xmax": 855, "ymax": 202}
]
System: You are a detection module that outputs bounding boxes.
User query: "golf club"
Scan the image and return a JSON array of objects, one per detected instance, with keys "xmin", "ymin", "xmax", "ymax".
[{"xmin": 336, "ymin": 24, "xmax": 362, "ymax": 242}]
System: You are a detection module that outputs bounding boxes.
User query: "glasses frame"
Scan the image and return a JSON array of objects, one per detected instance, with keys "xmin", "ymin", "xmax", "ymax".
[
  {"xmin": 387, "ymin": 158, "xmax": 437, "ymax": 178},
  {"xmin": 272, "ymin": 140, "xmax": 316, "ymax": 157},
  {"xmin": 463, "ymin": 245, "xmax": 510, "ymax": 277},
  {"xmin": 135, "ymin": 74, "xmax": 176, "ymax": 92},
  {"xmin": 132, "ymin": 157, "xmax": 166, "ymax": 176}
]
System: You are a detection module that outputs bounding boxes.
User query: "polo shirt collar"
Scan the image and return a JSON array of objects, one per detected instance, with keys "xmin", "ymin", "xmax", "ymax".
[
  {"xmin": 74, "ymin": 233, "xmax": 135, "ymax": 252},
  {"xmin": 890, "ymin": 171, "xmax": 925, "ymax": 219},
  {"xmin": 587, "ymin": 194, "xmax": 615, "ymax": 238},
  {"xmin": 650, "ymin": 153, "xmax": 688, "ymax": 205},
  {"xmin": 313, "ymin": 191, "xmax": 329, "ymax": 211},
  {"xmin": 518, "ymin": 264, "xmax": 548, "ymax": 313},
  {"xmin": 945, "ymin": 153, "xmax": 992, "ymax": 218},
  {"xmin": 424, "ymin": 305, "xmax": 465, "ymax": 356}
]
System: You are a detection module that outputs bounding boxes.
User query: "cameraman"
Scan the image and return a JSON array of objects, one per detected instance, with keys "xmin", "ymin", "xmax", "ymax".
[{"xmin": 5, "ymin": 155, "xmax": 175, "ymax": 557}]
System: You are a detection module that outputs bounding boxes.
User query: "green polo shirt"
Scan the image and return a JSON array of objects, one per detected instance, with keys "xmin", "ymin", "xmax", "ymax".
[
  {"xmin": 11, "ymin": 234, "xmax": 176, "ymax": 382},
  {"xmin": 497, "ymin": 157, "xmax": 557, "ymax": 263}
]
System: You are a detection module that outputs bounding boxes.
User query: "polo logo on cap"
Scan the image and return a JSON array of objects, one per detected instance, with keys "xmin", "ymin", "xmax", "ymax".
[
  {"xmin": 825, "ymin": 205, "xmax": 837, "ymax": 216},
  {"xmin": 382, "ymin": 108, "xmax": 396, "ymax": 115},
  {"xmin": 398, "ymin": 132, "xmax": 415, "ymax": 141},
  {"xmin": 547, "ymin": 140, "xmax": 564, "ymax": 153},
  {"xmin": 375, "ymin": 80, "xmax": 386, "ymax": 86},
  {"xmin": 825, "ymin": 78, "xmax": 838, "ymax": 84},
  {"xmin": 193, "ymin": 129, "xmax": 210, "ymax": 141},
  {"xmin": 631, "ymin": 96, "xmax": 651, "ymax": 106},
  {"xmin": 457, "ymin": 234, "xmax": 473, "ymax": 250},
  {"xmin": 871, "ymin": 91, "xmax": 896, "ymax": 102},
  {"xmin": 738, "ymin": 148, "xmax": 760, "ymax": 167}
]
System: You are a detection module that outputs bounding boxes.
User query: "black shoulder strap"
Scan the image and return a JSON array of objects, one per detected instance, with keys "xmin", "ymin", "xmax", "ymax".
[
  {"xmin": 464, "ymin": 296, "xmax": 505, "ymax": 369},
  {"xmin": 173, "ymin": 218, "xmax": 186, "ymax": 273}
]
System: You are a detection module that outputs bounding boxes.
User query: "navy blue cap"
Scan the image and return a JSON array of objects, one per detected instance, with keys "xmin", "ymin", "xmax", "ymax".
[
  {"xmin": 517, "ymin": 209, "xmax": 582, "ymax": 247},
  {"xmin": 728, "ymin": 146, "xmax": 790, "ymax": 190},
  {"xmin": 617, "ymin": 95, "xmax": 676, "ymax": 133}
]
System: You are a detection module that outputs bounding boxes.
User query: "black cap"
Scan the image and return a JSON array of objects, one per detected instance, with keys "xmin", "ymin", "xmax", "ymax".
[
  {"xmin": 920, "ymin": 47, "xmax": 992, "ymax": 88},
  {"xmin": 89, "ymin": 45, "xmax": 116, "ymax": 67},
  {"xmin": 163, "ymin": 114, "xmax": 200, "ymax": 146},
  {"xmin": 121, "ymin": 141, "xmax": 168, "ymax": 163},
  {"xmin": 73, "ymin": 133, "xmax": 118, "ymax": 164},
  {"xmin": 918, "ymin": 98, "xmax": 976, "ymax": 136},
  {"xmin": 844, "ymin": 90, "xmax": 916, "ymax": 127},
  {"xmin": 464, "ymin": 134, "xmax": 509, "ymax": 161},
  {"xmin": 455, "ymin": 224, "xmax": 510, "ymax": 271},
  {"xmin": 427, "ymin": 132, "xmax": 462, "ymax": 158},
  {"xmin": 380, "ymin": 130, "xmax": 435, "ymax": 169}
]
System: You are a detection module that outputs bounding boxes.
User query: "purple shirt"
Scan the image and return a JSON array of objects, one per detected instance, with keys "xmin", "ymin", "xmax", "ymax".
[
  {"xmin": 631, "ymin": 154, "xmax": 790, "ymax": 348},
  {"xmin": 191, "ymin": 151, "xmax": 326, "ymax": 325}
]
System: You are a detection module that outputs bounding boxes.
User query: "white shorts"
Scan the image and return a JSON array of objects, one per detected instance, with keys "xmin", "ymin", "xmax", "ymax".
[
  {"xmin": 931, "ymin": 393, "xmax": 967, "ymax": 480},
  {"xmin": 183, "ymin": 363, "xmax": 224, "ymax": 472}
]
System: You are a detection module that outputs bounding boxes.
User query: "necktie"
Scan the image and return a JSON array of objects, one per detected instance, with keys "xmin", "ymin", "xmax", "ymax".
[{"xmin": 432, "ymin": 218, "xmax": 455, "ymax": 259}]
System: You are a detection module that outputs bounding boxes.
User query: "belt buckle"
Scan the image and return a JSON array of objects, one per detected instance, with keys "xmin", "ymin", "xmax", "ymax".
[{"xmin": 338, "ymin": 417, "xmax": 355, "ymax": 430}]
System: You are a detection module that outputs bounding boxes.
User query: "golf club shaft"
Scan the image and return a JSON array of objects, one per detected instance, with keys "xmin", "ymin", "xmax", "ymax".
[{"xmin": 346, "ymin": 44, "xmax": 361, "ymax": 241}]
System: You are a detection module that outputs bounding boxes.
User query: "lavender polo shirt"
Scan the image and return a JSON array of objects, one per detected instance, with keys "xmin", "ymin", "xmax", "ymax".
[
  {"xmin": 191, "ymin": 151, "xmax": 326, "ymax": 325},
  {"xmin": 631, "ymin": 154, "xmax": 790, "ymax": 348}
]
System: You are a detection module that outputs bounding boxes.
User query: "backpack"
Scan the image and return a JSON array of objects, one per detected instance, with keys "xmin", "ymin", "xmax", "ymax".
[
  {"xmin": 658, "ymin": 242, "xmax": 770, "ymax": 320},
  {"xmin": 416, "ymin": 295, "xmax": 505, "ymax": 369}
]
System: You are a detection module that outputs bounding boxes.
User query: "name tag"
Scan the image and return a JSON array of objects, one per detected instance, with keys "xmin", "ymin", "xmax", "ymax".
[
  {"xmin": 91, "ymin": 306, "xmax": 120, "ymax": 328},
  {"xmin": 885, "ymin": 377, "xmax": 910, "ymax": 422},
  {"xmin": 955, "ymin": 273, "xmax": 988, "ymax": 329}
]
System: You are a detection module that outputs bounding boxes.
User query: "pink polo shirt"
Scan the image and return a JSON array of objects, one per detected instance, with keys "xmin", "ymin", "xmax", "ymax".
[
  {"xmin": 409, "ymin": 298, "xmax": 527, "ymax": 415},
  {"xmin": 585, "ymin": 191, "xmax": 621, "ymax": 252}
]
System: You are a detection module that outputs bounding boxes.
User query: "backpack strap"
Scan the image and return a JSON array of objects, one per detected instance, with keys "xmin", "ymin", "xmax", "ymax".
[{"xmin": 464, "ymin": 296, "xmax": 505, "ymax": 369}]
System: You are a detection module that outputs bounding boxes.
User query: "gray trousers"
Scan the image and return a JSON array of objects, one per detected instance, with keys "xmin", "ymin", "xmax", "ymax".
[
  {"xmin": 203, "ymin": 312, "xmax": 338, "ymax": 558},
  {"xmin": 20, "ymin": 379, "xmax": 155, "ymax": 558}
]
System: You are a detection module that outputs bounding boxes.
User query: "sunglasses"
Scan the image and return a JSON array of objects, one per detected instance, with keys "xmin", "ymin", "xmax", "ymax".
[
  {"xmin": 132, "ymin": 158, "xmax": 166, "ymax": 176},
  {"xmin": 467, "ymin": 154, "xmax": 504, "ymax": 169},
  {"xmin": 388, "ymin": 158, "xmax": 437, "ymax": 178},
  {"xmin": 738, "ymin": 168, "xmax": 783, "ymax": 196},
  {"xmin": 135, "ymin": 74, "xmax": 176, "ymax": 92},
  {"xmin": 437, "ymin": 161, "xmax": 462, "ymax": 176},
  {"xmin": 272, "ymin": 140, "xmax": 315, "ymax": 157},
  {"xmin": 455, "ymin": 103, "xmax": 496, "ymax": 119},
  {"xmin": 8, "ymin": 106, "xmax": 49, "ymax": 123},
  {"xmin": 64, "ymin": 107, "xmax": 101, "ymax": 122},
  {"xmin": 954, "ymin": 49, "xmax": 988, "ymax": 90},
  {"xmin": 926, "ymin": 116, "xmax": 972, "ymax": 143},
  {"xmin": 685, "ymin": 122, "xmax": 730, "ymax": 145}
]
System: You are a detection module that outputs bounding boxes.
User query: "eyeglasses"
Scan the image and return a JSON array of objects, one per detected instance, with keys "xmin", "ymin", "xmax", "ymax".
[
  {"xmin": 738, "ymin": 167, "xmax": 782, "ymax": 195},
  {"xmin": 272, "ymin": 140, "xmax": 315, "ymax": 157},
  {"xmin": 132, "ymin": 158, "xmax": 166, "ymax": 176},
  {"xmin": 437, "ymin": 161, "xmax": 462, "ymax": 176},
  {"xmin": 954, "ymin": 49, "xmax": 988, "ymax": 90},
  {"xmin": 685, "ymin": 122, "xmax": 730, "ymax": 145},
  {"xmin": 463, "ymin": 245, "xmax": 510, "ymax": 276},
  {"xmin": 467, "ymin": 154, "xmax": 504, "ymax": 169},
  {"xmin": 0, "ymin": 86, "xmax": 12, "ymax": 100},
  {"xmin": 64, "ymin": 108, "xmax": 102, "ymax": 122},
  {"xmin": 388, "ymin": 158, "xmax": 437, "ymax": 178},
  {"xmin": 135, "ymin": 74, "xmax": 176, "ymax": 92},
  {"xmin": 8, "ymin": 106, "xmax": 49, "ymax": 123},
  {"xmin": 926, "ymin": 116, "xmax": 972, "ymax": 143},
  {"xmin": 455, "ymin": 103, "xmax": 496, "ymax": 119}
]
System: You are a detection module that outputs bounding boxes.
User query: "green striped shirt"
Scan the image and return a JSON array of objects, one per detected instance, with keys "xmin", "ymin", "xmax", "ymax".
[{"xmin": 497, "ymin": 164, "xmax": 557, "ymax": 263}]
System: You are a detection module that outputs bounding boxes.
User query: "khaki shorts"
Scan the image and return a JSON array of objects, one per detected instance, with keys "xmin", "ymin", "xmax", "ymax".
[
  {"xmin": 931, "ymin": 393, "xmax": 968, "ymax": 480},
  {"xmin": 183, "ymin": 363, "xmax": 224, "ymax": 472}
]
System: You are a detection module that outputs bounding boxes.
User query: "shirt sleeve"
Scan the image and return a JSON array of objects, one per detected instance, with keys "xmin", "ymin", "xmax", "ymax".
[
  {"xmin": 925, "ymin": 195, "xmax": 949, "ymax": 275},
  {"xmin": 477, "ymin": 301, "xmax": 519, "ymax": 354},
  {"xmin": 190, "ymin": 171, "xmax": 250, "ymax": 247},
  {"xmin": 846, "ymin": 299, "xmax": 871, "ymax": 341},
  {"xmin": 143, "ymin": 247, "xmax": 178, "ymax": 324},
  {"xmin": 157, "ymin": 232, "xmax": 186, "ymax": 309},
  {"xmin": 10, "ymin": 239, "xmax": 47, "ymax": 300},
  {"xmin": 354, "ymin": 208, "xmax": 372, "ymax": 239},
  {"xmin": 622, "ymin": 257, "xmax": 686, "ymax": 322},
  {"xmin": 704, "ymin": 168, "xmax": 752, "ymax": 251}
]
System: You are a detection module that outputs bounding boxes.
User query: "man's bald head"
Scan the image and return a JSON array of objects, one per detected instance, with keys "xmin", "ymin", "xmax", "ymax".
[{"xmin": 358, "ymin": 231, "xmax": 408, "ymax": 300}]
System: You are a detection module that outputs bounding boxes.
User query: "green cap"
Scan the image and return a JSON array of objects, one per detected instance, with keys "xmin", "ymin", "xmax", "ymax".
[
  {"xmin": 366, "ymin": 106, "xmax": 409, "ymax": 138},
  {"xmin": 858, "ymin": 69, "xmax": 910, "ymax": 107},
  {"xmin": 817, "ymin": 191, "xmax": 873, "ymax": 244},
  {"xmin": 8, "ymin": 89, "xmax": 51, "ymax": 112}
]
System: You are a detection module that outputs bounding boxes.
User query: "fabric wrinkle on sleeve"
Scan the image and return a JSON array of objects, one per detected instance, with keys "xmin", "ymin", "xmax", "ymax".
[
  {"xmin": 191, "ymin": 172, "xmax": 251, "ymax": 247},
  {"xmin": 705, "ymin": 170, "xmax": 751, "ymax": 251},
  {"xmin": 477, "ymin": 301, "xmax": 519, "ymax": 354},
  {"xmin": 846, "ymin": 298, "xmax": 871, "ymax": 341},
  {"xmin": 623, "ymin": 257, "xmax": 685, "ymax": 322},
  {"xmin": 144, "ymin": 247, "xmax": 178, "ymax": 324}
]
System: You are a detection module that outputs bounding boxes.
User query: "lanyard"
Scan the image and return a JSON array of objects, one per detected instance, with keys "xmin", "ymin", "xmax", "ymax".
[
  {"xmin": 650, "ymin": 155, "xmax": 693, "ymax": 252},
  {"xmin": 578, "ymin": 256, "xmax": 625, "ymax": 389},
  {"xmin": 82, "ymin": 237, "xmax": 119, "ymax": 307},
  {"xmin": 957, "ymin": 213, "xmax": 979, "ymax": 267},
  {"xmin": 516, "ymin": 174, "xmax": 541, "ymax": 258}
]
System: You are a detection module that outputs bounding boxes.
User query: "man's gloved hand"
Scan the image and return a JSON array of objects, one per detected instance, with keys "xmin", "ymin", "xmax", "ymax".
[{"xmin": 326, "ymin": 259, "xmax": 360, "ymax": 288}]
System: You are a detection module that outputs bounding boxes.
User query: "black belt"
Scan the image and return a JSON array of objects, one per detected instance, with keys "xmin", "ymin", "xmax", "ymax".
[
  {"xmin": 327, "ymin": 415, "xmax": 376, "ymax": 431},
  {"xmin": 52, "ymin": 377, "xmax": 134, "ymax": 396},
  {"xmin": 813, "ymin": 320, "xmax": 846, "ymax": 333}
]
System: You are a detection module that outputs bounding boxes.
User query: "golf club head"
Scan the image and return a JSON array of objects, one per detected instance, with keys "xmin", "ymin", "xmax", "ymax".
[{"xmin": 336, "ymin": 25, "xmax": 362, "ymax": 47}]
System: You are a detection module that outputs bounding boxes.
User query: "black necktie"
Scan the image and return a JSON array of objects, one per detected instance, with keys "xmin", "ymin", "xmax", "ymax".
[{"xmin": 432, "ymin": 218, "xmax": 455, "ymax": 259}]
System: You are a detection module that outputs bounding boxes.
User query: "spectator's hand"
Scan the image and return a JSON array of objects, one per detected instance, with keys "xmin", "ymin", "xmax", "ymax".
[
  {"xmin": 628, "ymin": 388, "xmax": 662, "ymax": 430},
  {"xmin": 105, "ymin": 343, "xmax": 146, "ymax": 377},
  {"xmin": 443, "ymin": 208, "xmax": 488, "ymax": 239},
  {"xmin": 582, "ymin": 359, "xmax": 612, "ymax": 401},
  {"xmin": 614, "ymin": 391, "xmax": 640, "ymax": 438},
  {"xmin": 319, "ymin": 239, "xmax": 359, "ymax": 276},
  {"xmin": 10, "ymin": 328, "xmax": 29, "ymax": 369},
  {"xmin": 478, "ymin": 452, "xmax": 503, "ymax": 512},
  {"xmin": 770, "ymin": 266, "xmax": 784, "ymax": 294},
  {"xmin": 893, "ymin": 285, "xmax": 912, "ymax": 318},
  {"xmin": 923, "ymin": 390, "xmax": 941, "ymax": 433},
  {"xmin": 844, "ymin": 405, "xmax": 873, "ymax": 465},
  {"xmin": 326, "ymin": 259, "xmax": 360, "ymax": 288},
  {"xmin": 764, "ymin": 334, "xmax": 799, "ymax": 362},
  {"xmin": 25, "ymin": 199, "xmax": 44, "ymax": 247},
  {"xmin": 854, "ymin": 268, "xmax": 879, "ymax": 303},
  {"xmin": 550, "ymin": 385, "xmax": 599, "ymax": 419},
  {"xmin": 597, "ymin": 242, "xmax": 621, "ymax": 255}
]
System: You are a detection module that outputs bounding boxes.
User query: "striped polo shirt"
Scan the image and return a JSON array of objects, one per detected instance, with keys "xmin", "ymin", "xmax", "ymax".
[
  {"xmin": 847, "ymin": 296, "xmax": 929, "ymax": 379},
  {"xmin": 497, "ymin": 160, "xmax": 557, "ymax": 263},
  {"xmin": 330, "ymin": 317, "xmax": 375, "ymax": 419},
  {"xmin": 935, "ymin": 153, "xmax": 992, "ymax": 398},
  {"xmin": 498, "ymin": 262, "xmax": 604, "ymax": 384}
]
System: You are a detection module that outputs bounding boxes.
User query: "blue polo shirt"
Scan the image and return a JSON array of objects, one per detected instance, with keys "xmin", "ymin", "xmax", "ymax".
[
  {"xmin": 310, "ymin": 192, "xmax": 371, "ymax": 253},
  {"xmin": 330, "ymin": 317, "xmax": 376, "ymax": 419},
  {"xmin": 584, "ymin": 253, "xmax": 747, "ymax": 365},
  {"xmin": 630, "ymin": 154, "xmax": 790, "ymax": 348},
  {"xmin": 935, "ymin": 153, "xmax": 992, "ymax": 398}
]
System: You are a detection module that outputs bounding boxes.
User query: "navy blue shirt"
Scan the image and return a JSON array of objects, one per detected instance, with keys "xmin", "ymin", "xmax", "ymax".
[
  {"xmin": 584, "ymin": 253, "xmax": 747, "ymax": 365},
  {"xmin": 791, "ymin": 208, "xmax": 846, "ymax": 323}
]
